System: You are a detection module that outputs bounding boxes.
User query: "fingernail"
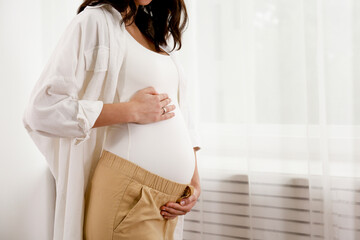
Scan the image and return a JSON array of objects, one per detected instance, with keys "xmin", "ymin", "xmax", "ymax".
[{"xmin": 180, "ymin": 201, "xmax": 185, "ymax": 205}]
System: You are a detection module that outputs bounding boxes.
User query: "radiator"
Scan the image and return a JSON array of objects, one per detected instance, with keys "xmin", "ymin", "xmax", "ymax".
[{"xmin": 183, "ymin": 169, "xmax": 360, "ymax": 240}]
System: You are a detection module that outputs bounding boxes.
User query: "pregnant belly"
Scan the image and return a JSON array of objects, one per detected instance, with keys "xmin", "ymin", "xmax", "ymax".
[{"xmin": 104, "ymin": 108, "xmax": 195, "ymax": 184}]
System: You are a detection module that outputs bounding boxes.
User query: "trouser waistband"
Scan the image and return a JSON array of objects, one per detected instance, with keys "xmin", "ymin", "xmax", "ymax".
[{"xmin": 99, "ymin": 150, "xmax": 194, "ymax": 198}]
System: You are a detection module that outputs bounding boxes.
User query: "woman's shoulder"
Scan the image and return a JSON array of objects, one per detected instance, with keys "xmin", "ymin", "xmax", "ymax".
[
  {"xmin": 61, "ymin": 3, "xmax": 122, "ymax": 51},
  {"xmin": 78, "ymin": 4, "xmax": 122, "ymax": 26},
  {"xmin": 71, "ymin": 4, "xmax": 111, "ymax": 30}
]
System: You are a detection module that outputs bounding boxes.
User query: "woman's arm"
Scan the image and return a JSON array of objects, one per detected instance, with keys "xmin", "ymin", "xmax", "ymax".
[
  {"xmin": 172, "ymin": 51, "xmax": 202, "ymax": 151},
  {"xmin": 23, "ymin": 8, "xmax": 175, "ymax": 146},
  {"xmin": 92, "ymin": 87, "xmax": 176, "ymax": 128},
  {"xmin": 92, "ymin": 102, "xmax": 135, "ymax": 128},
  {"xmin": 23, "ymin": 10, "xmax": 108, "ymax": 144},
  {"xmin": 190, "ymin": 148, "xmax": 201, "ymax": 196}
]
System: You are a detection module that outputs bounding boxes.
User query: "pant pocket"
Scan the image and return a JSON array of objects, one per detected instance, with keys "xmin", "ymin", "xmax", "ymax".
[
  {"xmin": 84, "ymin": 164, "xmax": 131, "ymax": 240},
  {"xmin": 175, "ymin": 185, "xmax": 195, "ymax": 203},
  {"xmin": 113, "ymin": 182, "xmax": 164, "ymax": 232}
]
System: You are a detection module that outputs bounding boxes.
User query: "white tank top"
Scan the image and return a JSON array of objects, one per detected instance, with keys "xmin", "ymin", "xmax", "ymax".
[{"xmin": 103, "ymin": 29, "xmax": 195, "ymax": 184}]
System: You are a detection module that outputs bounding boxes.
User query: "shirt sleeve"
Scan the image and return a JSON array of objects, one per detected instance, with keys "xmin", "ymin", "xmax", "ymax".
[
  {"xmin": 178, "ymin": 61, "xmax": 202, "ymax": 151},
  {"xmin": 23, "ymin": 9, "xmax": 107, "ymax": 145},
  {"xmin": 183, "ymin": 87, "xmax": 202, "ymax": 151}
]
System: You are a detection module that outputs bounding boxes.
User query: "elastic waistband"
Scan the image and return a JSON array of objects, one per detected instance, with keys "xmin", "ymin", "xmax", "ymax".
[{"xmin": 99, "ymin": 150, "xmax": 193, "ymax": 198}]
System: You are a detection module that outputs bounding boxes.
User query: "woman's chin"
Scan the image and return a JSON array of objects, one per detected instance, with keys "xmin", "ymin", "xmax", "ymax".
[{"xmin": 135, "ymin": 0, "xmax": 153, "ymax": 6}]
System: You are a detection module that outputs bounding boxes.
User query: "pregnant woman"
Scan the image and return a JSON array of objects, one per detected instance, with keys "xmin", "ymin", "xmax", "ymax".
[
  {"xmin": 82, "ymin": 0, "xmax": 201, "ymax": 239},
  {"xmin": 23, "ymin": 0, "xmax": 201, "ymax": 239}
]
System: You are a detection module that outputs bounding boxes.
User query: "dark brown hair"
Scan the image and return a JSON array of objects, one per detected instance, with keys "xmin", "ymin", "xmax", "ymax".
[{"xmin": 77, "ymin": 0, "xmax": 188, "ymax": 52}]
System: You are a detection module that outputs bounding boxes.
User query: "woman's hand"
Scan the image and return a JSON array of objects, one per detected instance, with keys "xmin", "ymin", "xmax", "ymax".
[
  {"xmin": 160, "ymin": 186, "xmax": 201, "ymax": 220},
  {"xmin": 129, "ymin": 86, "xmax": 176, "ymax": 124}
]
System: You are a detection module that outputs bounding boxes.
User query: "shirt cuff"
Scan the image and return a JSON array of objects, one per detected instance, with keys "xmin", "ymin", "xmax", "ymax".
[
  {"xmin": 73, "ymin": 100, "xmax": 104, "ymax": 145},
  {"xmin": 188, "ymin": 128, "xmax": 202, "ymax": 151}
]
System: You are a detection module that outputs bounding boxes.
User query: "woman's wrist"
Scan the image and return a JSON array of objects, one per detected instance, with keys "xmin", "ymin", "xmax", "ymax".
[{"xmin": 121, "ymin": 101, "xmax": 138, "ymax": 123}]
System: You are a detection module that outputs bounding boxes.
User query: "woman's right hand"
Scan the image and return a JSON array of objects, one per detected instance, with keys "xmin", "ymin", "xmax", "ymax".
[{"xmin": 129, "ymin": 86, "xmax": 176, "ymax": 124}]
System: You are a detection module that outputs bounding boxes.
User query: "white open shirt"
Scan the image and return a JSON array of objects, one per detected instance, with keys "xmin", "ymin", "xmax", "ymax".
[{"xmin": 22, "ymin": 4, "xmax": 202, "ymax": 240}]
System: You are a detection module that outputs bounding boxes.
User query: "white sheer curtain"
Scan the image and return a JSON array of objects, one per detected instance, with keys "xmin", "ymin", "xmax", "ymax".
[{"xmin": 181, "ymin": 0, "xmax": 360, "ymax": 239}]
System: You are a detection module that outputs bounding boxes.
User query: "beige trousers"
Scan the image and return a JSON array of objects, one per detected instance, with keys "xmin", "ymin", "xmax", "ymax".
[{"xmin": 83, "ymin": 150, "xmax": 194, "ymax": 240}]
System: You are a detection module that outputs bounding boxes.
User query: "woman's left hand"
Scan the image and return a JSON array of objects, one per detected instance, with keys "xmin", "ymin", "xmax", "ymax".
[{"xmin": 160, "ymin": 186, "xmax": 201, "ymax": 219}]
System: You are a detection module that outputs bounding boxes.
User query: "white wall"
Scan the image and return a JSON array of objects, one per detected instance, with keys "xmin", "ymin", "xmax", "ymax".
[{"xmin": 0, "ymin": 1, "xmax": 81, "ymax": 239}]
